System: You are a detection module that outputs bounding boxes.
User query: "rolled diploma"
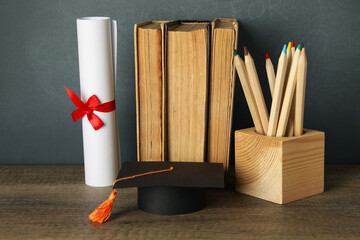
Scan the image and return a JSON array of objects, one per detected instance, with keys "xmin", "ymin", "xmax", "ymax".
[{"xmin": 77, "ymin": 17, "xmax": 120, "ymax": 187}]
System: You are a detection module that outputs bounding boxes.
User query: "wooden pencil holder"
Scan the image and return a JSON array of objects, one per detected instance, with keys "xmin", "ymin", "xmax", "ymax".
[{"xmin": 235, "ymin": 127, "xmax": 325, "ymax": 204}]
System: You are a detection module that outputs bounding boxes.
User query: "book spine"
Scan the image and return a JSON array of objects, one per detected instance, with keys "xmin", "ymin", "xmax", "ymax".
[
  {"xmin": 166, "ymin": 21, "xmax": 210, "ymax": 162},
  {"xmin": 135, "ymin": 22, "xmax": 166, "ymax": 162},
  {"xmin": 207, "ymin": 18, "xmax": 238, "ymax": 172}
]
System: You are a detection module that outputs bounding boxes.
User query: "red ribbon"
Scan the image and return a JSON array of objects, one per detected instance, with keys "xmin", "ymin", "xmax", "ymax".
[{"xmin": 65, "ymin": 87, "xmax": 116, "ymax": 130}]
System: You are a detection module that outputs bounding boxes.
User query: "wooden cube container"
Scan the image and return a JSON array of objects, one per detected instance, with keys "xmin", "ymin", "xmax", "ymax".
[{"xmin": 235, "ymin": 127, "xmax": 325, "ymax": 204}]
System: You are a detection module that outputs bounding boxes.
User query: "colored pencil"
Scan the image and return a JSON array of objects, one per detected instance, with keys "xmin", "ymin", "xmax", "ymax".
[
  {"xmin": 285, "ymin": 41, "xmax": 297, "ymax": 136},
  {"xmin": 265, "ymin": 53, "xmax": 276, "ymax": 97},
  {"xmin": 284, "ymin": 42, "xmax": 293, "ymax": 102},
  {"xmin": 294, "ymin": 47, "xmax": 307, "ymax": 136},
  {"xmin": 285, "ymin": 42, "xmax": 299, "ymax": 137},
  {"xmin": 276, "ymin": 44, "xmax": 301, "ymax": 137},
  {"xmin": 234, "ymin": 50, "xmax": 264, "ymax": 134},
  {"xmin": 287, "ymin": 42, "xmax": 292, "ymax": 65},
  {"xmin": 244, "ymin": 46, "xmax": 269, "ymax": 133},
  {"xmin": 285, "ymin": 41, "xmax": 296, "ymax": 137},
  {"xmin": 267, "ymin": 44, "xmax": 288, "ymax": 136},
  {"xmin": 291, "ymin": 41, "xmax": 295, "ymax": 57}
]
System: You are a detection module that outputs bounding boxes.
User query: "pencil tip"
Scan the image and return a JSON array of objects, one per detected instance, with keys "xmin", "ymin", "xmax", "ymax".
[
  {"xmin": 265, "ymin": 53, "xmax": 270, "ymax": 59},
  {"xmin": 287, "ymin": 42, "xmax": 291, "ymax": 50},
  {"xmin": 292, "ymin": 41, "xmax": 295, "ymax": 48},
  {"xmin": 234, "ymin": 50, "xmax": 238, "ymax": 56},
  {"xmin": 297, "ymin": 44, "xmax": 301, "ymax": 50},
  {"xmin": 301, "ymin": 42, "xmax": 304, "ymax": 48},
  {"xmin": 244, "ymin": 46, "xmax": 248, "ymax": 56},
  {"xmin": 301, "ymin": 48, "xmax": 306, "ymax": 55},
  {"xmin": 282, "ymin": 44, "xmax": 287, "ymax": 53}
]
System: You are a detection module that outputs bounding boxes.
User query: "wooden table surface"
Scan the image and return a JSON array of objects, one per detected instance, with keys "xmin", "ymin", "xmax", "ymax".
[{"xmin": 0, "ymin": 165, "xmax": 359, "ymax": 240}]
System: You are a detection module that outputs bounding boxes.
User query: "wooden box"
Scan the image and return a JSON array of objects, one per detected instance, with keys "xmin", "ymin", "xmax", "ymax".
[{"xmin": 235, "ymin": 127, "xmax": 324, "ymax": 204}]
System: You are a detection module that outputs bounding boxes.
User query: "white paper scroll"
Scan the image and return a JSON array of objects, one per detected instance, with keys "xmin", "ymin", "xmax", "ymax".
[{"xmin": 77, "ymin": 17, "xmax": 120, "ymax": 187}]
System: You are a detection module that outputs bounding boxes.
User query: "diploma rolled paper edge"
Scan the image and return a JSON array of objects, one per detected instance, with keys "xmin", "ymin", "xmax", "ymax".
[{"xmin": 76, "ymin": 17, "xmax": 120, "ymax": 187}]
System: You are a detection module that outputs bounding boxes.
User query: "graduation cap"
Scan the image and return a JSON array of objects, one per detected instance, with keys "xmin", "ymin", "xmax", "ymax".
[{"xmin": 89, "ymin": 161, "xmax": 224, "ymax": 223}]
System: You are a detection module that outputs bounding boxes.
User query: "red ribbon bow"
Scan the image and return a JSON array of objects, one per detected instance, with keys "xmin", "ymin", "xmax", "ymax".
[{"xmin": 65, "ymin": 87, "xmax": 116, "ymax": 130}]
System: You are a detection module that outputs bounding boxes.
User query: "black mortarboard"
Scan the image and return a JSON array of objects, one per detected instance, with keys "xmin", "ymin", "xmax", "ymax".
[
  {"xmin": 89, "ymin": 161, "xmax": 224, "ymax": 223},
  {"xmin": 115, "ymin": 161, "xmax": 224, "ymax": 215}
]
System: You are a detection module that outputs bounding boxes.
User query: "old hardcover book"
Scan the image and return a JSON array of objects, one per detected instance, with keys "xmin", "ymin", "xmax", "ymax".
[
  {"xmin": 207, "ymin": 18, "xmax": 238, "ymax": 171},
  {"xmin": 166, "ymin": 21, "xmax": 210, "ymax": 162},
  {"xmin": 134, "ymin": 21, "xmax": 168, "ymax": 162}
]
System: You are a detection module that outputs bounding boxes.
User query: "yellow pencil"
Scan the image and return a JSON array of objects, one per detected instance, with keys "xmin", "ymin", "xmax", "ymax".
[
  {"xmin": 285, "ymin": 42, "xmax": 299, "ymax": 137},
  {"xmin": 276, "ymin": 44, "xmax": 301, "ymax": 137},
  {"xmin": 282, "ymin": 42, "xmax": 293, "ymax": 136},
  {"xmin": 234, "ymin": 50, "xmax": 264, "ymax": 134},
  {"xmin": 244, "ymin": 46, "xmax": 269, "ymax": 133},
  {"xmin": 294, "ymin": 47, "xmax": 307, "ymax": 136},
  {"xmin": 267, "ymin": 44, "xmax": 288, "ymax": 137},
  {"xmin": 286, "ymin": 42, "xmax": 292, "ymax": 69}
]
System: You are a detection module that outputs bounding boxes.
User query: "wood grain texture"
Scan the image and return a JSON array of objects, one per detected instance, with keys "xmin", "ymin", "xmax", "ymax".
[
  {"xmin": 0, "ymin": 165, "xmax": 360, "ymax": 240},
  {"xmin": 207, "ymin": 18, "xmax": 238, "ymax": 171},
  {"xmin": 167, "ymin": 22, "xmax": 209, "ymax": 162},
  {"xmin": 135, "ymin": 21, "xmax": 167, "ymax": 162},
  {"xmin": 235, "ymin": 127, "xmax": 324, "ymax": 204}
]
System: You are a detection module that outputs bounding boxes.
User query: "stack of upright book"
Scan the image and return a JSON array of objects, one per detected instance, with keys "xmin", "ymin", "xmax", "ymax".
[{"xmin": 134, "ymin": 18, "xmax": 238, "ymax": 172}]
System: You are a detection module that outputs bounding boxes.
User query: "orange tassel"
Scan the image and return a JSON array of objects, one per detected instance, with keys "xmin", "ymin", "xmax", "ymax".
[
  {"xmin": 89, "ymin": 189, "xmax": 117, "ymax": 224},
  {"xmin": 89, "ymin": 166, "xmax": 174, "ymax": 224}
]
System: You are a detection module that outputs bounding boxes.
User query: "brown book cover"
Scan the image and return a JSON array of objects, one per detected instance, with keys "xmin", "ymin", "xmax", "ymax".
[
  {"xmin": 166, "ymin": 20, "xmax": 210, "ymax": 162},
  {"xmin": 207, "ymin": 18, "xmax": 238, "ymax": 171},
  {"xmin": 134, "ymin": 21, "xmax": 168, "ymax": 161}
]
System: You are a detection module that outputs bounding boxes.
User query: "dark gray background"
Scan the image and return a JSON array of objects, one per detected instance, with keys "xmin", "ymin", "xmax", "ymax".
[{"xmin": 0, "ymin": 0, "xmax": 359, "ymax": 165}]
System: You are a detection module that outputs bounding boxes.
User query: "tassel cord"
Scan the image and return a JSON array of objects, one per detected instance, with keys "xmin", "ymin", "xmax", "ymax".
[{"xmin": 89, "ymin": 166, "xmax": 174, "ymax": 224}]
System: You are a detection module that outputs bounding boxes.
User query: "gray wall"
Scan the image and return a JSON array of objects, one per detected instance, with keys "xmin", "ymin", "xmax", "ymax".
[{"xmin": 0, "ymin": 0, "xmax": 359, "ymax": 165}]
